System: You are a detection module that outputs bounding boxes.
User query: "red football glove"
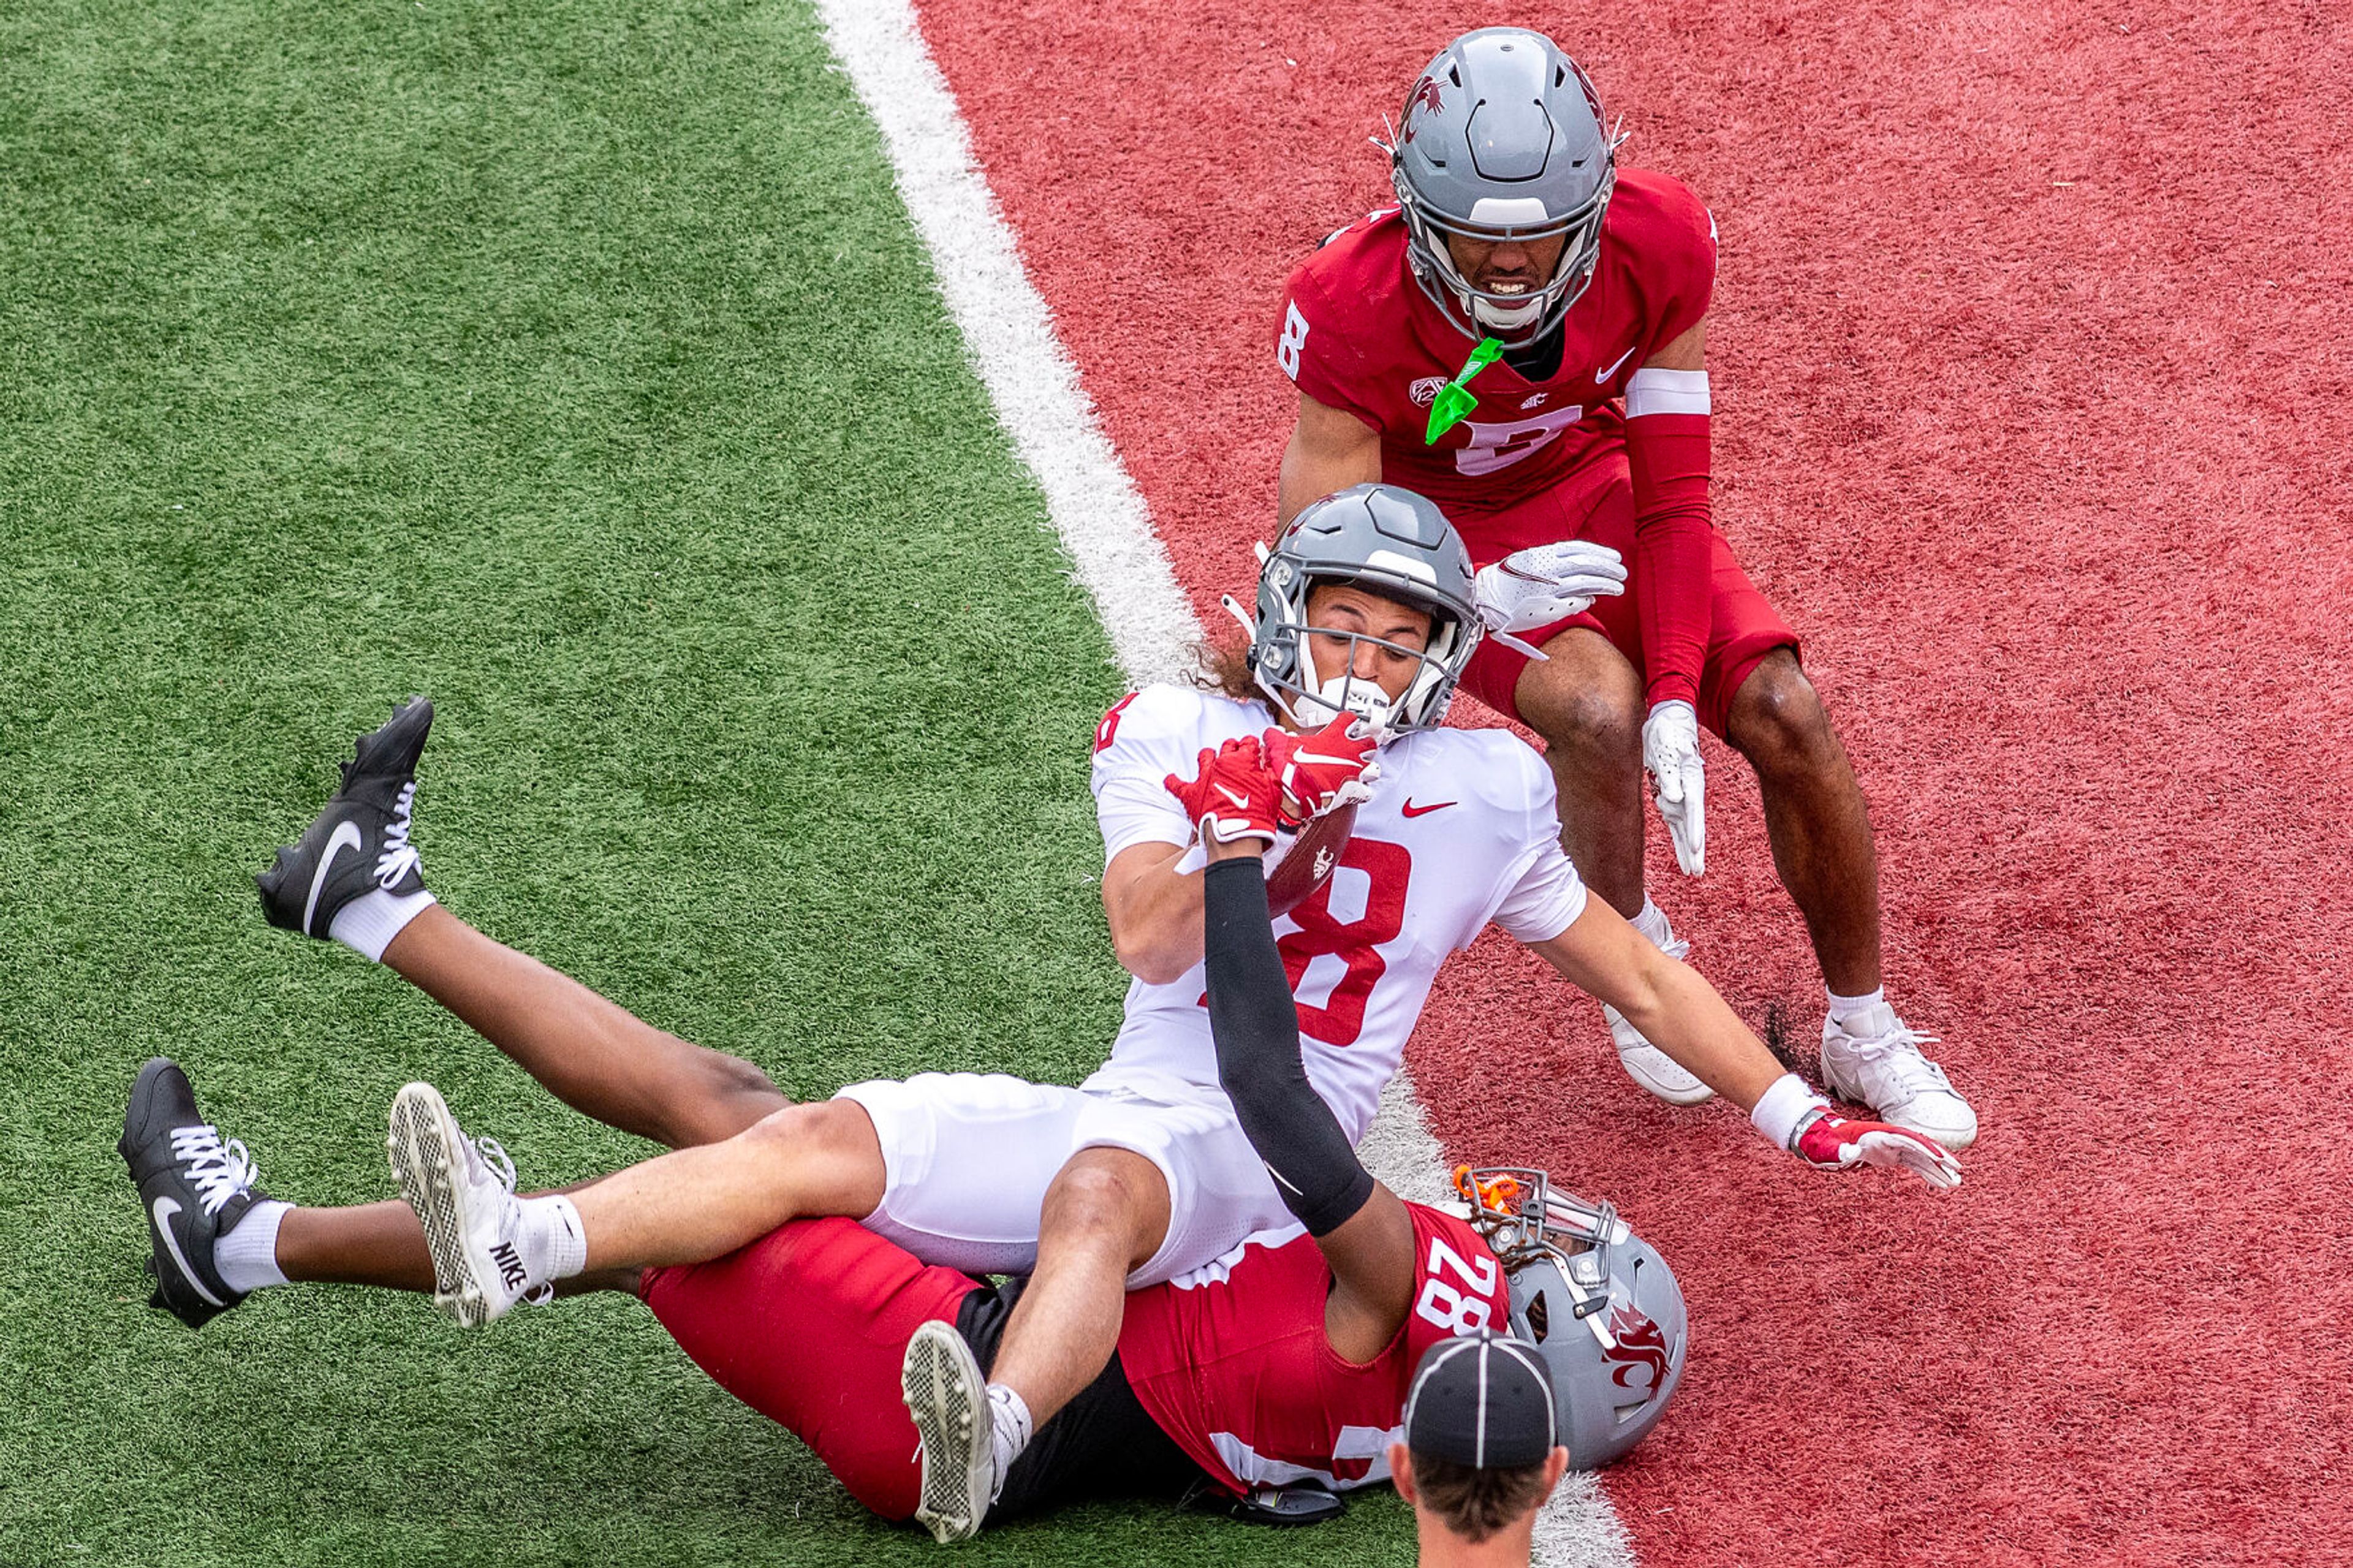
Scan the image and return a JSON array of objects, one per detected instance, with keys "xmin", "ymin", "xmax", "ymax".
[
  {"xmin": 1259, "ymin": 717, "xmax": 1381, "ymax": 828},
  {"xmin": 1791, "ymin": 1108, "xmax": 1962, "ymax": 1190},
  {"xmin": 1165, "ymin": 737, "xmax": 1284, "ymax": 847}
]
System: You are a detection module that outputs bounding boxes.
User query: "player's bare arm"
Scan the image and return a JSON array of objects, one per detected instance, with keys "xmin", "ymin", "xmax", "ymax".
[
  {"xmin": 1646, "ymin": 316, "xmax": 1705, "ymax": 371},
  {"xmin": 1527, "ymin": 898, "xmax": 1960, "ymax": 1187},
  {"xmin": 1101, "ymin": 839, "xmax": 1201, "ymax": 984},
  {"xmin": 1276, "ymin": 391, "xmax": 1381, "ymax": 526},
  {"xmin": 1525, "ymin": 895, "xmax": 1782, "ymax": 1110}
]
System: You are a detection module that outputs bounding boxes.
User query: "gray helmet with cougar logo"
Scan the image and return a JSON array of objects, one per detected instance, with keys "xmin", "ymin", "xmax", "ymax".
[
  {"xmin": 1457, "ymin": 1167, "xmax": 1688, "ymax": 1469},
  {"xmin": 1390, "ymin": 28, "xmax": 1621, "ymax": 346},
  {"xmin": 1235, "ymin": 484, "xmax": 1480, "ymax": 734}
]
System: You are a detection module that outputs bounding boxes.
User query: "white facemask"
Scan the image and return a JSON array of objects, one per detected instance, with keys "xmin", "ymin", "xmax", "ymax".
[{"xmin": 1294, "ymin": 668, "xmax": 1393, "ymax": 732}]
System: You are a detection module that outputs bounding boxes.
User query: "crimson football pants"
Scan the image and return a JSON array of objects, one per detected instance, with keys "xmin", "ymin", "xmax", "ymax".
[
  {"xmin": 1453, "ymin": 444, "xmax": 1799, "ymax": 739},
  {"xmin": 643, "ymin": 1216, "xmax": 976, "ymax": 1520},
  {"xmin": 642, "ymin": 1217, "xmax": 1199, "ymax": 1523}
]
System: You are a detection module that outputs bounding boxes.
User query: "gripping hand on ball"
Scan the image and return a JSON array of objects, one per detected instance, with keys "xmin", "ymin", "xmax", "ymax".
[
  {"xmin": 1165, "ymin": 738, "xmax": 1284, "ymax": 848},
  {"xmin": 1260, "ymin": 717, "xmax": 1380, "ymax": 828},
  {"xmin": 1643, "ymin": 699, "xmax": 1707, "ymax": 876},
  {"xmin": 1472, "ymin": 541, "xmax": 1629, "ymax": 659}
]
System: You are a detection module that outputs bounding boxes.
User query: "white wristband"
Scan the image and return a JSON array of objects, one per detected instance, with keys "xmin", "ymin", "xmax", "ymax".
[{"xmin": 1750, "ymin": 1072, "xmax": 1831, "ymax": 1151}]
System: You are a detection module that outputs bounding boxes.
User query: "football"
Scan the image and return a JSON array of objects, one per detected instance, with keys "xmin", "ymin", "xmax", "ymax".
[{"xmin": 1262, "ymin": 804, "xmax": 1356, "ymax": 917}]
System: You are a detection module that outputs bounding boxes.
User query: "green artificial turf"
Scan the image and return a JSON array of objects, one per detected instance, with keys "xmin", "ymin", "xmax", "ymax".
[{"xmin": 0, "ymin": 0, "xmax": 1420, "ymax": 1561}]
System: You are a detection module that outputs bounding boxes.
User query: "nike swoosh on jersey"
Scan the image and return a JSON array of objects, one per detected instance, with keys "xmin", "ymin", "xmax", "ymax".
[
  {"xmin": 1400, "ymin": 800, "xmax": 1457, "ymax": 817},
  {"xmin": 152, "ymin": 1195, "xmax": 227, "ymax": 1306},
  {"xmin": 302, "ymin": 820, "xmax": 365, "ymax": 934},
  {"xmin": 1596, "ymin": 344, "xmax": 1639, "ymax": 382}
]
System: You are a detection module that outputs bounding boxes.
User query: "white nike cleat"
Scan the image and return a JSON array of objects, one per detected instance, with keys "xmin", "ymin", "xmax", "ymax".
[
  {"xmin": 387, "ymin": 1081, "xmax": 545, "ymax": 1327},
  {"xmin": 1604, "ymin": 932, "xmax": 1715, "ymax": 1106},
  {"xmin": 1820, "ymin": 1004, "xmax": 1977, "ymax": 1152},
  {"xmin": 901, "ymin": 1319, "xmax": 998, "ymax": 1544}
]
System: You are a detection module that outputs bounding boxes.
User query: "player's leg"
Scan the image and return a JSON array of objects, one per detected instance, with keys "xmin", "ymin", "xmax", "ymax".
[
  {"xmin": 982, "ymin": 1146, "xmax": 1170, "ymax": 1455},
  {"xmin": 381, "ymin": 905, "xmax": 786, "ymax": 1149},
  {"xmin": 644, "ymin": 1216, "xmax": 984, "ymax": 1523},
  {"xmin": 1707, "ymin": 570, "xmax": 1976, "ymax": 1149},
  {"xmin": 393, "ymin": 1072, "xmax": 1098, "ymax": 1328},
  {"xmin": 118, "ymin": 1055, "xmax": 627, "ymax": 1323},
  {"xmin": 952, "ymin": 1092, "xmax": 1288, "ymax": 1534},
  {"xmin": 255, "ymin": 698, "xmax": 787, "ymax": 1151},
  {"xmin": 1719, "ymin": 648, "xmax": 1881, "ymax": 993},
  {"xmin": 1508, "ymin": 626, "xmax": 1649, "ymax": 917}
]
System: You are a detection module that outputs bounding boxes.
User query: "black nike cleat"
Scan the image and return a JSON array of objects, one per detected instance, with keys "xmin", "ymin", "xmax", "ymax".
[
  {"xmin": 119, "ymin": 1057, "xmax": 271, "ymax": 1329},
  {"xmin": 256, "ymin": 696, "xmax": 433, "ymax": 939}
]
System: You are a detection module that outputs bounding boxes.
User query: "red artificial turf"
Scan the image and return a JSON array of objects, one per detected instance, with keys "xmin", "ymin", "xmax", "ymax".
[{"xmin": 911, "ymin": 1, "xmax": 2353, "ymax": 1560}]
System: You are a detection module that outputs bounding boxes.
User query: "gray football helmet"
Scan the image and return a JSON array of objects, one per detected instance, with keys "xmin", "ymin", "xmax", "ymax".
[
  {"xmin": 1230, "ymin": 485, "xmax": 1480, "ymax": 734},
  {"xmin": 1457, "ymin": 1166, "xmax": 1687, "ymax": 1470},
  {"xmin": 1390, "ymin": 29, "xmax": 1623, "ymax": 346}
]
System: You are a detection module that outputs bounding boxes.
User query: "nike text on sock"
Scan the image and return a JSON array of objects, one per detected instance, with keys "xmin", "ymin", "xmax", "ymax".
[
  {"xmin": 518, "ymin": 1193, "xmax": 588, "ymax": 1286},
  {"xmin": 328, "ymin": 888, "xmax": 438, "ymax": 963},
  {"xmin": 985, "ymin": 1383, "xmax": 1034, "ymax": 1501},
  {"xmin": 214, "ymin": 1199, "xmax": 294, "ymax": 1295},
  {"xmin": 1631, "ymin": 898, "xmax": 1674, "ymax": 950},
  {"xmin": 1826, "ymin": 986, "xmax": 1887, "ymax": 1025}
]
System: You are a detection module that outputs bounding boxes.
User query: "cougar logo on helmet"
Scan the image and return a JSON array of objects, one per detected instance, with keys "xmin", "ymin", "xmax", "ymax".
[
  {"xmin": 1406, "ymin": 74, "xmax": 1444, "ymax": 135},
  {"xmin": 1603, "ymin": 1304, "xmax": 1673, "ymax": 1395},
  {"xmin": 1455, "ymin": 1165, "xmax": 1688, "ymax": 1470}
]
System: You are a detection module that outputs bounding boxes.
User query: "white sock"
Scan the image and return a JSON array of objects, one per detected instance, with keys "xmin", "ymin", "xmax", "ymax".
[
  {"xmin": 329, "ymin": 887, "xmax": 438, "ymax": 963},
  {"xmin": 984, "ymin": 1384, "xmax": 1033, "ymax": 1502},
  {"xmin": 517, "ymin": 1194, "xmax": 588, "ymax": 1286},
  {"xmin": 215, "ymin": 1199, "xmax": 293, "ymax": 1294},
  {"xmin": 1749, "ymin": 1073, "xmax": 1830, "ymax": 1151},
  {"xmin": 1631, "ymin": 897, "xmax": 1675, "ymax": 950},
  {"xmin": 1826, "ymin": 986, "xmax": 1887, "ymax": 1025}
]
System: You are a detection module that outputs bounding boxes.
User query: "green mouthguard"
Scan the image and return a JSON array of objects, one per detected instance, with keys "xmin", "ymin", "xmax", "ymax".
[{"xmin": 1423, "ymin": 337, "xmax": 1504, "ymax": 444}]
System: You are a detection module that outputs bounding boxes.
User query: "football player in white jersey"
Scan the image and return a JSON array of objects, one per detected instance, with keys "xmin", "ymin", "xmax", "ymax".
[{"xmin": 230, "ymin": 486, "xmax": 1956, "ymax": 1543}]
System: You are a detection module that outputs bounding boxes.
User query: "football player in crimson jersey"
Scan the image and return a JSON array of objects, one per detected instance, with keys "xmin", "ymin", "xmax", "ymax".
[
  {"xmin": 111, "ymin": 821, "xmax": 1597, "ymax": 1536},
  {"xmin": 118, "ymin": 670, "xmax": 1677, "ymax": 1539},
  {"xmin": 1273, "ymin": 28, "xmax": 1977, "ymax": 1151},
  {"xmin": 189, "ymin": 494, "xmax": 1953, "ymax": 1543}
]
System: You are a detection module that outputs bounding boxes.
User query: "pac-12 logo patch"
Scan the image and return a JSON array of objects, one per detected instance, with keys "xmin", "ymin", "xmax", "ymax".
[{"xmin": 1409, "ymin": 376, "xmax": 1449, "ymax": 407}]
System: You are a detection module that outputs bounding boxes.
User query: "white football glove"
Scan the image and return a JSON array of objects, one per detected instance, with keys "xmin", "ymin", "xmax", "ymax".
[
  {"xmin": 1643, "ymin": 700, "xmax": 1706, "ymax": 876},
  {"xmin": 1472, "ymin": 542, "xmax": 1629, "ymax": 660}
]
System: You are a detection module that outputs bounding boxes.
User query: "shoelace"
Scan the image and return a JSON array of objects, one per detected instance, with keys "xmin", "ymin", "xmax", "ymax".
[
  {"xmin": 376, "ymin": 782, "xmax": 422, "ymax": 889},
  {"xmin": 1841, "ymin": 1023, "xmax": 1956, "ymax": 1095},
  {"xmin": 471, "ymin": 1134, "xmax": 518, "ymax": 1194},
  {"xmin": 169, "ymin": 1124, "xmax": 259, "ymax": 1217},
  {"xmin": 469, "ymin": 1135, "xmax": 555, "ymax": 1306}
]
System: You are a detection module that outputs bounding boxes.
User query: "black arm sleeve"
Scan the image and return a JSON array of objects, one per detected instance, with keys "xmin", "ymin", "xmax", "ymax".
[{"xmin": 1203, "ymin": 857, "xmax": 1376, "ymax": 1237}]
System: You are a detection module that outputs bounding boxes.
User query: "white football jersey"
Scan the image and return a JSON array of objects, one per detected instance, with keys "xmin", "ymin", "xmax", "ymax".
[{"xmin": 1087, "ymin": 684, "xmax": 1587, "ymax": 1143}]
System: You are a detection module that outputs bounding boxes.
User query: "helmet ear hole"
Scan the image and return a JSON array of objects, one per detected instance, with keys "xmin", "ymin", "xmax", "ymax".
[{"xmin": 1525, "ymin": 1289, "xmax": 1551, "ymax": 1344}]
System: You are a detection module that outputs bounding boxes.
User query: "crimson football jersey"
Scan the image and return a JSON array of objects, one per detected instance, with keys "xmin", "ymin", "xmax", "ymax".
[
  {"xmin": 1117, "ymin": 1201, "xmax": 1514, "ymax": 1496},
  {"xmin": 1277, "ymin": 167, "xmax": 1715, "ymax": 540}
]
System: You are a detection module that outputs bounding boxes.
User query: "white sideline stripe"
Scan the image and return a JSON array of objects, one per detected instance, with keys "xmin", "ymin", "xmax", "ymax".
[
  {"xmin": 812, "ymin": 6, "xmax": 1633, "ymax": 1564},
  {"xmin": 812, "ymin": 0, "xmax": 1198, "ymax": 687}
]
